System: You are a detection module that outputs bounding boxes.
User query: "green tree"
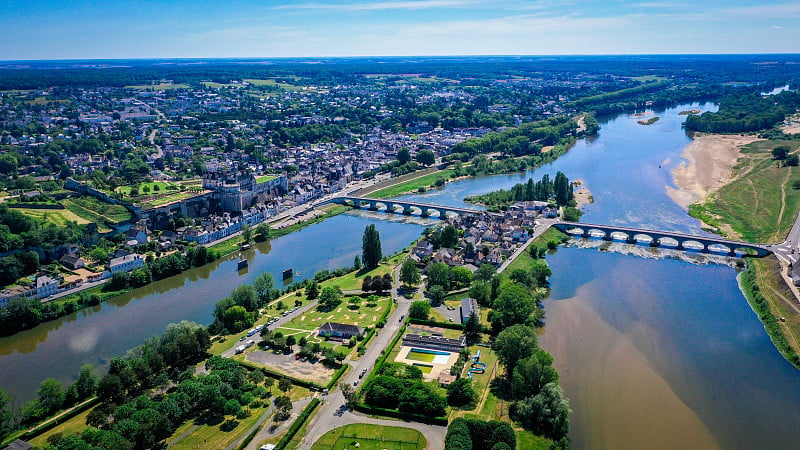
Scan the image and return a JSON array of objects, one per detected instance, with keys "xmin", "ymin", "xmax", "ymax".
[
  {"xmin": 450, "ymin": 266, "xmax": 473, "ymax": 288},
  {"xmin": 253, "ymin": 272, "xmax": 275, "ymax": 306},
  {"xmin": 255, "ymin": 222, "xmax": 270, "ymax": 241},
  {"xmin": 400, "ymin": 258, "xmax": 421, "ymax": 287},
  {"xmin": 512, "ymin": 382, "xmax": 571, "ymax": 440},
  {"xmin": 306, "ymin": 280, "xmax": 320, "ymax": 300},
  {"xmin": 464, "ymin": 311, "xmax": 482, "ymax": 343},
  {"xmin": 408, "ymin": 300, "xmax": 431, "ymax": 320},
  {"xmin": 428, "ymin": 285, "xmax": 447, "ymax": 304},
  {"xmin": 427, "ymin": 262, "xmax": 450, "ymax": 290},
  {"xmin": 0, "ymin": 388, "xmax": 14, "ymax": 441},
  {"xmin": 241, "ymin": 224, "xmax": 252, "ymax": 244},
  {"xmin": 494, "ymin": 324, "xmax": 538, "ymax": 382},
  {"xmin": 397, "ymin": 147, "xmax": 412, "ymax": 164},
  {"xmin": 447, "ymin": 378, "xmax": 475, "ymax": 407},
  {"xmin": 340, "ymin": 382, "xmax": 357, "ymax": 406},
  {"xmin": 362, "ymin": 224, "xmax": 383, "ymax": 269},
  {"xmin": 319, "ymin": 286, "xmax": 343, "ymax": 310},
  {"xmin": 491, "ymin": 283, "xmax": 534, "ymax": 329},
  {"xmin": 469, "ymin": 281, "xmax": 491, "ymax": 306},
  {"xmin": 353, "ymin": 255, "xmax": 362, "ymax": 270},
  {"xmin": 773, "ymin": 145, "xmax": 789, "ymax": 160},
  {"xmin": 440, "ymin": 225, "xmax": 459, "ymax": 248},
  {"xmin": 416, "ymin": 149, "xmax": 436, "ymax": 166},
  {"xmin": 223, "ymin": 306, "xmax": 254, "ymax": 333},
  {"xmin": 278, "ymin": 378, "xmax": 292, "ymax": 393},
  {"xmin": 787, "ymin": 154, "xmax": 799, "ymax": 167},
  {"xmin": 36, "ymin": 378, "xmax": 65, "ymax": 415},
  {"xmin": 74, "ymin": 364, "xmax": 99, "ymax": 400},
  {"xmin": 475, "ymin": 263, "xmax": 496, "ymax": 282},
  {"xmin": 231, "ymin": 285, "xmax": 258, "ymax": 311},
  {"xmin": 512, "ymin": 350, "xmax": 559, "ymax": 399}
]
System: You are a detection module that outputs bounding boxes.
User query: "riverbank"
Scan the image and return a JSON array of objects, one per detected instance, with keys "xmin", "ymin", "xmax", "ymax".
[
  {"xmin": 667, "ymin": 133, "xmax": 759, "ymax": 214},
  {"xmin": 667, "ymin": 131, "xmax": 800, "ymax": 369}
]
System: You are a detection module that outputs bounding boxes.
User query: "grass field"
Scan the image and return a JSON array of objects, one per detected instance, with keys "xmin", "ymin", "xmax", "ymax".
[
  {"xmin": 368, "ymin": 169, "xmax": 455, "ymax": 198},
  {"xmin": 139, "ymin": 191, "xmax": 203, "ymax": 209},
  {"xmin": 60, "ymin": 196, "xmax": 132, "ymax": 232},
  {"xmin": 14, "ymin": 207, "xmax": 91, "ymax": 227},
  {"xmin": 327, "ymin": 264, "xmax": 392, "ymax": 291},
  {"xmin": 27, "ymin": 408, "xmax": 94, "ymax": 448},
  {"xmin": 311, "ymin": 424, "xmax": 427, "ymax": 450},
  {"xmin": 749, "ymin": 257, "xmax": 800, "ymax": 366},
  {"xmin": 125, "ymin": 83, "xmax": 190, "ymax": 90},
  {"xmin": 256, "ymin": 175, "xmax": 277, "ymax": 184},
  {"xmin": 201, "ymin": 81, "xmax": 244, "ymax": 89},
  {"xmin": 690, "ymin": 139, "xmax": 800, "ymax": 242},
  {"xmin": 274, "ymin": 295, "xmax": 391, "ymax": 338},
  {"xmin": 115, "ymin": 181, "xmax": 179, "ymax": 196},
  {"xmin": 244, "ymin": 79, "xmax": 303, "ymax": 91}
]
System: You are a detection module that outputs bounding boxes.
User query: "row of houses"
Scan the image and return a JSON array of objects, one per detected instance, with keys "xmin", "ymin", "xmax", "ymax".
[{"xmin": 0, "ymin": 253, "xmax": 144, "ymax": 307}]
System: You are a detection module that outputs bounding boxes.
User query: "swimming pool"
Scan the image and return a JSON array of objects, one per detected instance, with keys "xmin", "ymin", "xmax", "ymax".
[{"xmin": 406, "ymin": 348, "xmax": 451, "ymax": 365}]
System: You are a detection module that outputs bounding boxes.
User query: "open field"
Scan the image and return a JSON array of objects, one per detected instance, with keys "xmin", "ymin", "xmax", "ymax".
[
  {"xmin": 201, "ymin": 81, "xmax": 244, "ymax": 89},
  {"xmin": 139, "ymin": 191, "xmax": 205, "ymax": 209},
  {"xmin": 749, "ymin": 257, "xmax": 800, "ymax": 367},
  {"xmin": 311, "ymin": 424, "xmax": 427, "ymax": 450},
  {"xmin": 125, "ymin": 83, "xmax": 190, "ymax": 90},
  {"xmin": 326, "ymin": 264, "xmax": 392, "ymax": 291},
  {"xmin": 690, "ymin": 139, "xmax": 800, "ymax": 242},
  {"xmin": 275, "ymin": 295, "xmax": 391, "ymax": 335},
  {"xmin": 256, "ymin": 175, "xmax": 277, "ymax": 184},
  {"xmin": 244, "ymin": 79, "xmax": 303, "ymax": 91},
  {"xmin": 14, "ymin": 207, "xmax": 91, "ymax": 227},
  {"xmin": 115, "ymin": 181, "xmax": 179, "ymax": 196},
  {"xmin": 368, "ymin": 169, "xmax": 455, "ymax": 198},
  {"xmin": 27, "ymin": 408, "xmax": 94, "ymax": 448},
  {"xmin": 60, "ymin": 196, "xmax": 131, "ymax": 232}
]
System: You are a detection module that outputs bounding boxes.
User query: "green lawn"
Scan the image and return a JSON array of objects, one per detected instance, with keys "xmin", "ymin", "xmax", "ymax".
[
  {"xmin": 201, "ymin": 81, "xmax": 243, "ymax": 89},
  {"xmin": 14, "ymin": 207, "xmax": 91, "ymax": 227},
  {"xmin": 27, "ymin": 408, "xmax": 94, "ymax": 448},
  {"xmin": 115, "ymin": 181, "xmax": 178, "ymax": 196},
  {"xmin": 244, "ymin": 79, "xmax": 303, "ymax": 91},
  {"xmin": 274, "ymin": 295, "xmax": 391, "ymax": 335},
  {"xmin": 256, "ymin": 175, "xmax": 277, "ymax": 184},
  {"xmin": 369, "ymin": 169, "xmax": 455, "ymax": 198},
  {"xmin": 326, "ymin": 264, "xmax": 392, "ymax": 291},
  {"xmin": 125, "ymin": 83, "xmax": 190, "ymax": 90},
  {"xmin": 60, "ymin": 196, "xmax": 132, "ymax": 232},
  {"xmin": 139, "ymin": 191, "xmax": 204, "ymax": 208},
  {"xmin": 311, "ymin": 424, "xmax": 427, "ymax": 450}
]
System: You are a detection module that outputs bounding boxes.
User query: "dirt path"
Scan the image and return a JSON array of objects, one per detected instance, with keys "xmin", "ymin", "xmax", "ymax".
[{"xmin": 777, "ymin": 169, "xmax": 790, "ymax": 239}]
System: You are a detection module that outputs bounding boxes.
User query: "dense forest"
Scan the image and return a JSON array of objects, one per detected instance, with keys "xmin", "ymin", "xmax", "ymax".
[{"xmin": 686, "ymin": 91, "xmax": 800, "ymax": 133}]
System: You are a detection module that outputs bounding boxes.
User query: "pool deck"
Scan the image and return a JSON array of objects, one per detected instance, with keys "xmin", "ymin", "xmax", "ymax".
[{"xmin": 394, "ymin": 345, "xmax": 459, "ymax": 381}]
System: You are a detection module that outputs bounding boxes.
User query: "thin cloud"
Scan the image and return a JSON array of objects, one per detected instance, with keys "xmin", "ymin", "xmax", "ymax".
[
  {"xmin": 721, "ymin": 1, "xmax": 800, "ymax": 17},
  {"xmin": 274, "ymin": 0, "xmax": 478, "ymax": 11}
]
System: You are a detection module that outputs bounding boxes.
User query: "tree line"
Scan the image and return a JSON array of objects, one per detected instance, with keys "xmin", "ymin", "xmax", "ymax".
[
  {"xmin": 686, "ymin": 91, "xmax": 800, "ymax": 133},
  {"xmin": 465, "ymin": 171, "xmax": 575, "ymax": 208}
]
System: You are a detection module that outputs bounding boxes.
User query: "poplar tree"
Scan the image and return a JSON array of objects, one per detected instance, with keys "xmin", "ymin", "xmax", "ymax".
[{"xmin": 362, "ymin": 224, "xmax": 382, "ymax": 269}]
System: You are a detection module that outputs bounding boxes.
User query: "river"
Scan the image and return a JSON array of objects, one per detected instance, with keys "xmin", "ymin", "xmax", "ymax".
[{"xmin": 2, "ymin": 103, "xmax": 800, "ymax": 449}]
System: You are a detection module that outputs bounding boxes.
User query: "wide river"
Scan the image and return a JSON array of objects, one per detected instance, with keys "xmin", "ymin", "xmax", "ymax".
[{"xmin": 3, "ymin": 103, "xmax": 800, "ymax": 448}]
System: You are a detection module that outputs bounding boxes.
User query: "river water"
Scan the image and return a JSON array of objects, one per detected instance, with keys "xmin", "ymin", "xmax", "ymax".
[{"xmin": 2, "ymin": 103, "xmax": 799, "ymax": 449}]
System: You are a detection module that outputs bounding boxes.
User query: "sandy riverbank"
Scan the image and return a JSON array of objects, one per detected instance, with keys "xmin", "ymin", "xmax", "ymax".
[
  {"xmin": 666, "ymin": 134, "xmax": 760, "ymax": 209},
  {"xmin": 573, "ymin": 179, "xmax": 592, "ymax": 207}
]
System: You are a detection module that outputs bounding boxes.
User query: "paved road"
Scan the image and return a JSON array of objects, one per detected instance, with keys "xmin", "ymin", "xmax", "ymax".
[
  {"xmin": 221, "ymin": 300, "xmax": 320, "ymax": 358},
  {"xmin": 770, "ymin": 210, "xmax": 800, "ymax": 265},
  {"xmin": 296, "ymin": 265, "xmax": 447, "ymax": 450}
]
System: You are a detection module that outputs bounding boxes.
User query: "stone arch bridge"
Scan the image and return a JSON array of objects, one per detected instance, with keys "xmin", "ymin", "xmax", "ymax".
[
  {"xmin": 553, "ymin": 221, "xmax": 771, "ymax": 257},
  {"xmin": 322, "ymin": 196, "xmax": 487, "ymax": 219}
]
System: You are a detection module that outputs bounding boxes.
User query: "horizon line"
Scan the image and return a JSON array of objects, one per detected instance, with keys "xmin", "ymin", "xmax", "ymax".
[{"xmin": 2, "ymin": 52, "xmax": 800, "ymax": 64}]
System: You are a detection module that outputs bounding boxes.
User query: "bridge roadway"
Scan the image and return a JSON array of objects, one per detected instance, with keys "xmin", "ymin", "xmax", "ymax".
[
  {"xmin": 322, "ymin": 195, "xmax": 488, "ymax": 218},
  {"xmin": 323, "ymin": 195, "xmax": 775, "ymax": 257},
  {"xmin": 553, "ymin": 221, "xmax": 772, "ymax": 257}
]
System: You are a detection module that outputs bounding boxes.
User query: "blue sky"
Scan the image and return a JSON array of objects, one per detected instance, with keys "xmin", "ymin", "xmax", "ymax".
[{"xmin": 0, "ymin": 0, "xmax": 798, "ymax": 60}]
